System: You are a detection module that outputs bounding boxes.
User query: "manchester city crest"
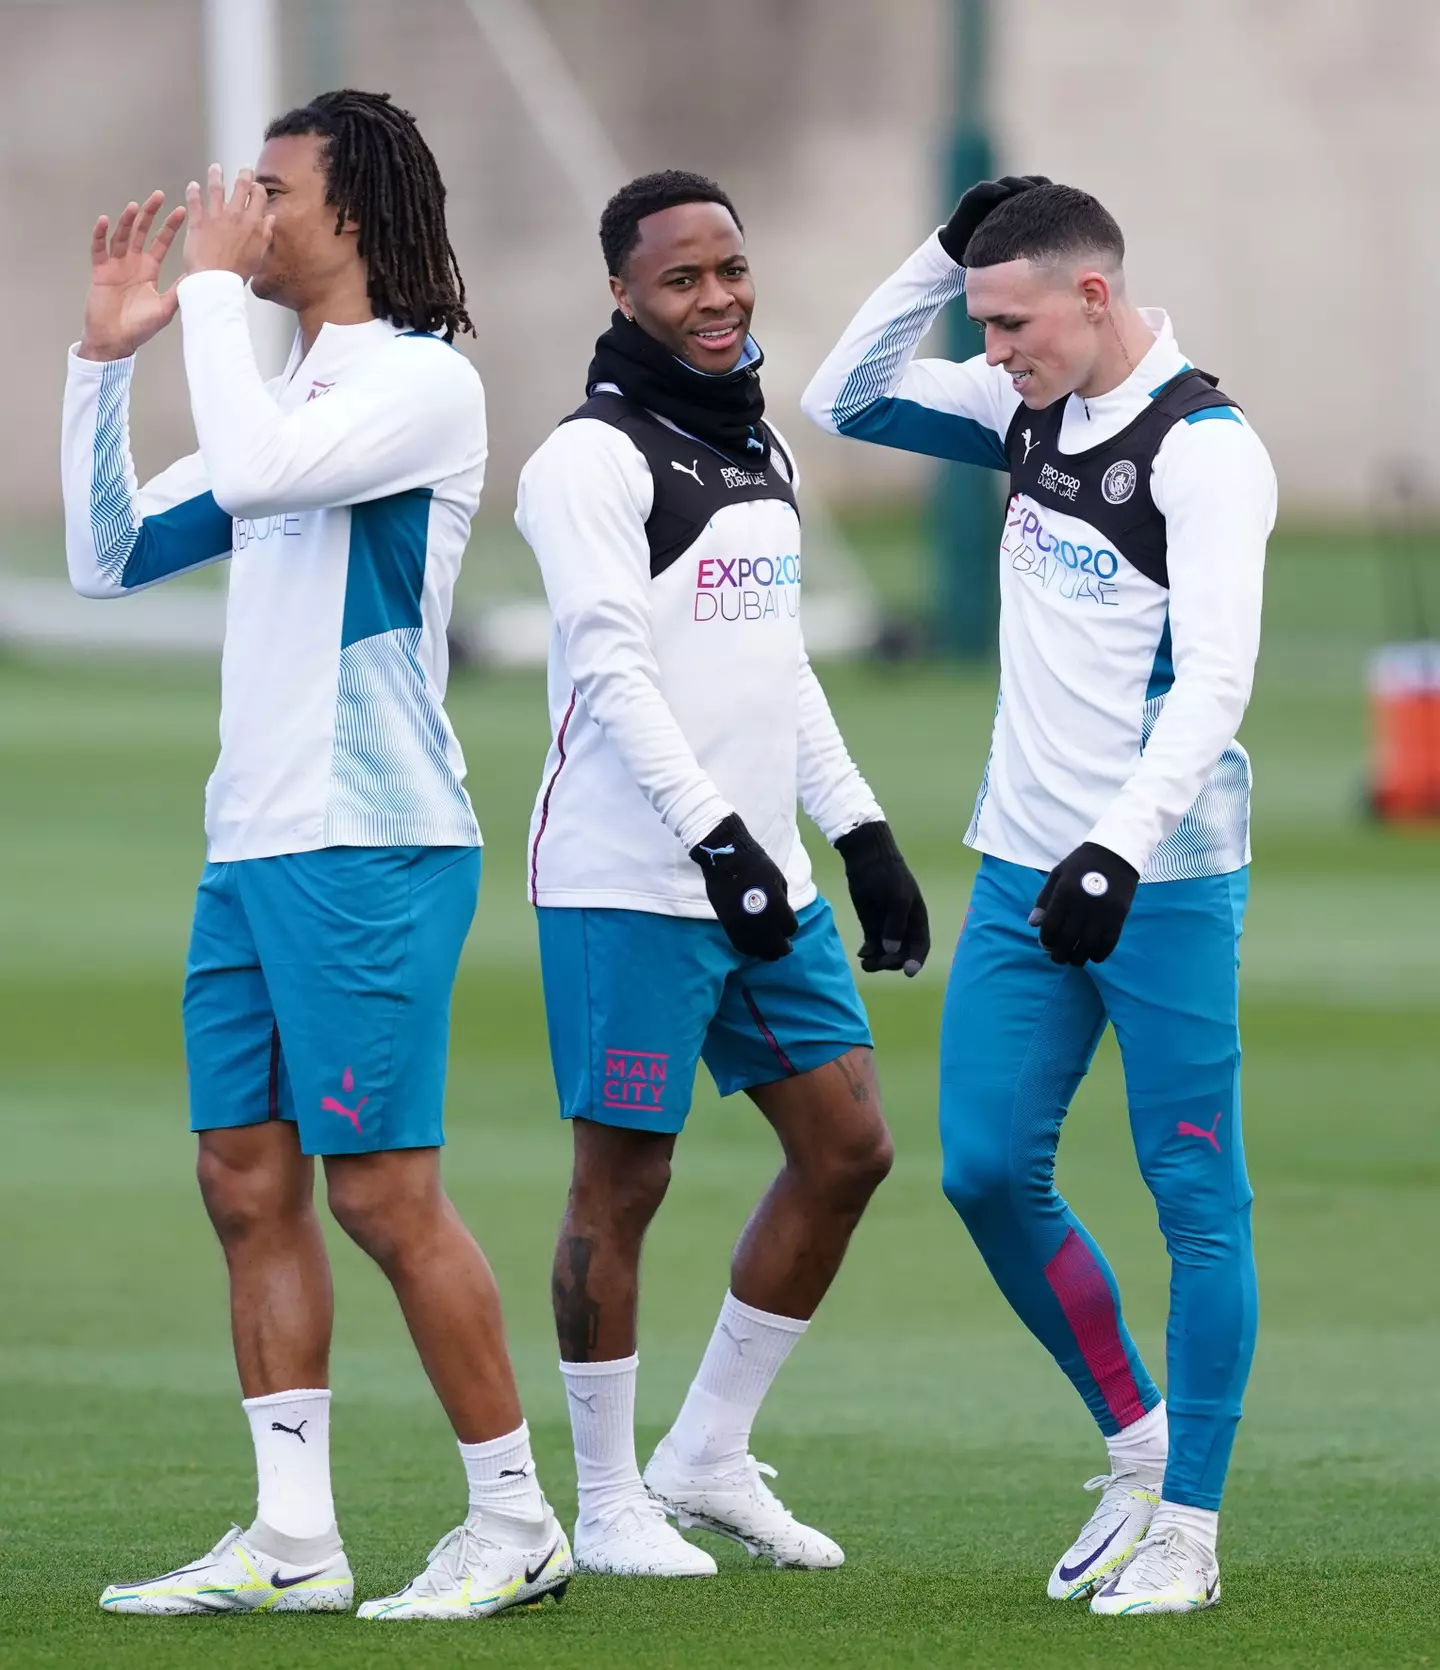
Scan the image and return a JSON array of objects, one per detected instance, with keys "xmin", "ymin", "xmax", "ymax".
[{"xmin": 1102, "ymin": 459, "xmax": 1138, "ymax": 504}]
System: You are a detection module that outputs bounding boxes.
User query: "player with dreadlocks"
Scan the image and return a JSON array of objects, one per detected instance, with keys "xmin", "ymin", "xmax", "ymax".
[
  {"xmin": 263, "ymin": 88, "xmax": 472, "ymax": 339},
  {"xmin": 60, "ymin": 91, "xmax": 572, "ymax": 1621}
]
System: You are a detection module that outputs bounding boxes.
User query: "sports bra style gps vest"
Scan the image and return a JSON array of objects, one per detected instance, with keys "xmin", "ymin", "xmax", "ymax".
[
  {"xmin": 1004, "ymin": 368, "xmax": 1238, "ymax": 589},
  {"xmin": 566, "ymin": 391, "xmax": 798, "ymax": 578}
]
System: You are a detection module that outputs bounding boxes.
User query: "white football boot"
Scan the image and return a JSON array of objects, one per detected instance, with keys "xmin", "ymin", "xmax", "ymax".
[
  {"xmin": 643, "ymin": 1436, "xmax": 843, "ymax": 1569},
  {"xmin": 1047, "ymin": 1471, "xmax": 1162, "ymax": 1600},
  {"xmin": 99, "ymin": 1524, "xmax": 352, "ymax": 1615},
  {"xmin": 356, "ymin": 1513, "xmax": 572, "ymax": 1620},
  {"xmin": 1090, "ymin": 1525, "xmax": 1221, "ymax": 1614},
  {"xmin": 573, "ymin": 1493, "xmax": 718, "ymax": 1577}
]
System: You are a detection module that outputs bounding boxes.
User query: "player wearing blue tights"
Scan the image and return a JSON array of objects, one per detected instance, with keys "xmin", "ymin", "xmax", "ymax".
[
  {"xmin": 805, "ymin": 175, "xmax": 1275, "ymax": 1612},
  {"xmin": 940, "ymin": 857, "xmax": 1256, "ymax": 1510}
]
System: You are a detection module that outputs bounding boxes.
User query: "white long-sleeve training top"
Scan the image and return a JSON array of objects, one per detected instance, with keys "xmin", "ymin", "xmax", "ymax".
[
  {"xmin": 60, "ymin": 270, "xmax": 485, "ymax": 862},
  {"xmin": 802, "ymin": 231, "xmax": 1276, "ymax": 882},
  {"xmin": 516, "ymin": 396, "xmax": 884, "ymax": 918}
]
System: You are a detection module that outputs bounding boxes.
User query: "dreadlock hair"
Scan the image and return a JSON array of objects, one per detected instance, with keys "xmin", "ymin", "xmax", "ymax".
[
  {"xmin": 599, "ymin": 170, "xmax": 742, "ymax": 277},
  {"xmin": 266, "ymin": 89, "xmax": 472, "ymax": 340}
]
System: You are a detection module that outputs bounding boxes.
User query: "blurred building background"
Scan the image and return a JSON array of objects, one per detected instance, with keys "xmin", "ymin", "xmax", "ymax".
[
  {"xmin": 7, "ymin": 15, "xmax": 1440, "ymax": 1647},
  {"xmin": 3, "ymin": 0, "xmax": 1437, "ymax": 530}
]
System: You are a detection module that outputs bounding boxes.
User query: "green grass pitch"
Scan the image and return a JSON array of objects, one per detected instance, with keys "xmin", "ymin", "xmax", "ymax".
[{"xmin": 1, "ymin": 531, "xmax": 1437, "ymax": 1667}]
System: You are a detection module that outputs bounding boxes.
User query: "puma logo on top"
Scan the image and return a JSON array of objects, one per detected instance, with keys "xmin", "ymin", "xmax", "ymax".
[
  {"xmin": 670, "ymin": 458, "xmax": 703, "ymax": 485},
  {"xmin": 1020, "ymin": 427, "xmax": 1038, "ymax": 463}
]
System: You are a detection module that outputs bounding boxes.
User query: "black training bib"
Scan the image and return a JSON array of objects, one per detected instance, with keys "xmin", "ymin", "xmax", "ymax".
[
  {"xmin": 1004, "ymin": 368, "xmax": 1239, "ymax": 589},
  {"xmin": 565, "ymin": 392, "xmax": 797, "ymax": 578}
]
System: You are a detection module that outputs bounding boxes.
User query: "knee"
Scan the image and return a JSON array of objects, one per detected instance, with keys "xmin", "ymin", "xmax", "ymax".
[
  {"xmin": 197, "ymin": 1139, "xmax": 304, "ymax": 1244},
  {"xmin": 940, "ymin": 1132, "xmax": 1014, "ymax": 1225},
  {"xmin": 1155, "ymin": 1204, "xmax": 1248, "ymax": 1266},
  {"xmin": 567, "ymin": 1147, "xmax": 671, "ymax": 1241},
  {"xmin": 1137, "ymin": 1154, "xmax": 1252, "ymax": 1266},
  {"xmin": 797, "ymin": 1119, "xmax": 895, "ymax": 1212},
  {"xmin": 326, "ymin": 1160, "xmax": 441, "ymax": 1267}
]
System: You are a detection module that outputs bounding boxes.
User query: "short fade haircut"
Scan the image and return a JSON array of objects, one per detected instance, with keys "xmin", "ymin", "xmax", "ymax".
[
  {"xmin": 599, "ymin": 169, "xmax": 742, "ymax": 277},
  {"xmin": 964, "ymin": 183, "xmax": 1124, "ymax": 272}
]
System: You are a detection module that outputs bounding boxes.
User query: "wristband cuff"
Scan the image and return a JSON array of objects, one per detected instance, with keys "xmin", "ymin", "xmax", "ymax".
[{"xmin": 834, "ymin": 819, "xmax": 899, "ymax": 865}]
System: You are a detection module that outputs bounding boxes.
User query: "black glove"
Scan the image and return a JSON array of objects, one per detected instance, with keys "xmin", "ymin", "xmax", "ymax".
[
  {"xmin": 1028, "ymin": 841, "xmax": 1138, "ymax": 966},
  {"xmin": 939, "ymin": 174, "xmax": 1053, "ymax": 265},
  {"xmin": 690, "ymin": 813, "xmax": 798, "ymax": 961},
  {"xmin": 834, "ymin": 820, "xmax": 930, "ymax": 977}
]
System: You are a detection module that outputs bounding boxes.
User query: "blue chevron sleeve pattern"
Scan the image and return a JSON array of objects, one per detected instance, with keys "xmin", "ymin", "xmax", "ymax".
[
  {"xmin": 1142, "ymin": 693, "xmax": 1252, "ymax": 880},
  {"xmin": 831, "ymin": 268, "xmax": 966, "ymax": 428},
  {"xmin": 82, "ymin": 359, "xmax": 232, "ymax": 593},
  {"xmin": 802, "ymin": 233, "xmax": 1014, "ymax": 470},
  {"xmin": 831, "ymin": 268, "xmax": 1008, "ymax": 469},
  {"xmin": 323, "ymin": 627, "xmax": 479, "ymax": 848}
]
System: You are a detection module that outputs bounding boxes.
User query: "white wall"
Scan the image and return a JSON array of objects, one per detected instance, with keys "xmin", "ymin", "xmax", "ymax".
[
  {"xmin": 2, "ymin": 0, "xmax": 1433, "ymax": 521},
  {"xmin": 990, "ymin": 0, "xmax": 1440, "ymax": 512}
]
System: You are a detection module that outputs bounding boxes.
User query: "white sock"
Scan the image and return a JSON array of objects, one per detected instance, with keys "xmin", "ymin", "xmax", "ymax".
[
  {"xmin": 242, "ymin": 1388, "xmax": 336, "ymax": 1540},
  {"xmin": 665, "ymin": 1292, "xmax": 808, "ymax": 1474},
  {"xmin": 559, "ymin": 1354, "xmax": 644, "ymax": 1524},
  {"xmin": 459, "ymin": 1420, "xmax": 547, "ymax": 1529},
  {"xmin": 1150, "ymin": 1499, "xmax": 1220, "ymax": 1561},
  {"xmin": 1105, "ymin": 1399, "xmax": 1168, "ymax": 1482}
]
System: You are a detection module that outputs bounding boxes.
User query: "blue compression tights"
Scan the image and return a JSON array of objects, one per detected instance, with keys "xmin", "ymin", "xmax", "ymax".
[{"xmin": 938, "ymin": 856, "xmax": 1258, "ymax": 1510}]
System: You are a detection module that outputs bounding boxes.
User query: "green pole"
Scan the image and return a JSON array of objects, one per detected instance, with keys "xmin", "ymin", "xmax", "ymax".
[{"xmin": 930, "ymin": 0, "xmax": 1000, "ymax": 659}]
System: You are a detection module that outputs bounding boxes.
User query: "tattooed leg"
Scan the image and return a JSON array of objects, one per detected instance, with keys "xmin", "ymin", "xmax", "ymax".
[
  {"xmin": 552, "ymin": 1119, "xmax": 676, "ymax": 1362},
  {"xmin": 552, "ymin": 1234, "xmax": 603, "ymax": 1361},
  {"xmin": 731, "ymin": 1047, "xmax": 894, "ymax": 1319}
]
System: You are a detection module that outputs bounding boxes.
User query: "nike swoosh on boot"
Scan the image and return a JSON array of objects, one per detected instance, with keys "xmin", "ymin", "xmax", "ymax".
[
  {"xmin": 1058, "ymin": 1523, "xmax": 1123, "ymax": 1584},
  {"xmin": 270, "ymin": 1569, "xmax": 327, "ymax": 1590},
  {"xmin": 524, "ymin": 1543, "xmax": 560, "ymax": 1585}
]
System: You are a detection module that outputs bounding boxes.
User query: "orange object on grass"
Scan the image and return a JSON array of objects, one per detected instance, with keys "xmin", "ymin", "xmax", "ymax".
[{"xmin": 1369, "ymin": 643, "xmax": 1440, "ymax": 820}]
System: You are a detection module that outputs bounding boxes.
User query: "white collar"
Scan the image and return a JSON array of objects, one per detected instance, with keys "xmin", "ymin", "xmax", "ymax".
[
  {"xmin": 1067, "ymin": 309, "xmax": 1187, "ymax": 426},
  {"xmin": 281, "ymin": 314, "xmax": 414, "ymax": 384}
]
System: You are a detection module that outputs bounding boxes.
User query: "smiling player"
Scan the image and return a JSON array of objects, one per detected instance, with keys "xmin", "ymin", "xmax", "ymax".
[
  {"xmin": 60, "ymin": 90, "xmax": 569, "ymax": 1621},
  {"xmin": 804, "ymin": 179, "xmax": 1276, "ymax": 1613},
  {"xmin": 516, "ymin": 170, "xmax": 929, "ymax": 1578}
]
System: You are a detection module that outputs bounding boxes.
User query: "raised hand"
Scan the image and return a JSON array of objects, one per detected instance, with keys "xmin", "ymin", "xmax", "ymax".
[
  {"xmin": 184, "ymin": 164, "xmax": 273, "ymax": 282},
  {"xmin": 938, "ymin": 174, "xmax": 1053, "ymax": 265},
  {"xmin": 78, "ymin": 190, "xmax": 187, "ymax": 363}
]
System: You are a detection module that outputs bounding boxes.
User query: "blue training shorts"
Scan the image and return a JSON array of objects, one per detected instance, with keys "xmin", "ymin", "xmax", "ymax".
[
  {"xmin": 183, "ymin": 845, "xmax": 480, "ymax": 1155},
  {"xmin": 536, "ymin": 896, "xmax": 873, "ymax": 1134}
]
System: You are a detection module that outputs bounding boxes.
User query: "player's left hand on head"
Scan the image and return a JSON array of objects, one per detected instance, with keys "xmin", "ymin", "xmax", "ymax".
[
  {"xmin": 1028, "ymin": 841, "xmax": 1138, "ymax": 967},
  {"xmin": 939, "ymin": 174, "xmax": 1053, "ymax": 265},
  {"xmin": 183, "ymin": 164, "xmax": 274, "ymax": 281},
  {"xmin": 834, "ymin": 820, "xmax": 930, "ymax": 977}
]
